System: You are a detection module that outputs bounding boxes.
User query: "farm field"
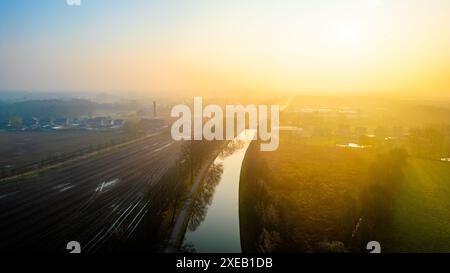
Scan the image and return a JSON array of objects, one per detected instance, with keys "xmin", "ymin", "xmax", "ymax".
[
  {"xmin": 382, "ymin": 158, "xmax": 450, "ymax": 252},
  {"xmin": 240, "ymin": 135, "xmax": 377, "ymax": 253},
  {"xmin": 240, "ymin": 132, "xmax": 450, "ymax": 252}
]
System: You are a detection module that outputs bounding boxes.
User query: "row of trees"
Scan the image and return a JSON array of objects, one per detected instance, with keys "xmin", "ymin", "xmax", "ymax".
[
  {"xmin": 0, "ymin": 99, "xmax": 148, "ymax": 122},
  {"xmin": 0, "ymin": 99, "xmax": 96, "ymax": 121},
  {"xmin": 407, "ymin": 125, "xmax": 450, "ymax": 159},
  {"xmin": 144, "ymin": 138, "xmax": 226, "ymax": 250},
  {"xmin": 239, "ymin": 141, "xmax": 284, "ymax": 253}
]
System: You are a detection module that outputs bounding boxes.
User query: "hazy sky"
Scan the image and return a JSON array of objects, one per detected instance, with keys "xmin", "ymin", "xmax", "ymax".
[{"xmin": 1, "ymin": 0, "xmax": 449, "ymax": 98}]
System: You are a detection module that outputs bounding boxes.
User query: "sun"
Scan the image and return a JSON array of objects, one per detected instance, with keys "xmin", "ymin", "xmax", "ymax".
[{"xmin": 335, "ymin": 24, "xmax": 362, "ymax": 48}]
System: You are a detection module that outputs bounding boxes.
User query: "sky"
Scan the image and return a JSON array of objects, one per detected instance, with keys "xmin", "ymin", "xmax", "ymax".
[{"xmin": 0, "ymin": 0, "xmax": 449, "ymax": 99}]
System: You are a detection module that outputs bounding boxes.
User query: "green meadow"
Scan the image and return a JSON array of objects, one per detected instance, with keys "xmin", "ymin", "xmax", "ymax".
[
  {"xmin": 240, "ymin": 131, "xmax": 450, "ymax": 253},
  {"xmin": 383, "ymin": 158, "xmax": 450, "ymax": 252}
]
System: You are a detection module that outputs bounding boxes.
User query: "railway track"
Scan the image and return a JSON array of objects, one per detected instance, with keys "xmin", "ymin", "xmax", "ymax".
[{"xmin": 0, "ymin": 132, "xmax": 181, "ymax": 252}]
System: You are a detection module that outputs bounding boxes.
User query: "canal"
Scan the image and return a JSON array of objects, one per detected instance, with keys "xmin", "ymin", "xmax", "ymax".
[{"xmin": 181, "ymin": 130, "xmax": 255, "ymax": 253}]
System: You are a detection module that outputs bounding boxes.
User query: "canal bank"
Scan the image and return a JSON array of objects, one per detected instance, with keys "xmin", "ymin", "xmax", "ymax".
[
  {"xmin": 164, "ymin": 149, "xmax": 221, "ymax": 253},
  {"xmin": 167, "ymin": 130, "xmax": 255, "ymax": 253}
]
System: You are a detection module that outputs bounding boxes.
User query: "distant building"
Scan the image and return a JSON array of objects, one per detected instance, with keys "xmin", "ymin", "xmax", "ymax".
[
  {"xmin": 40, "ymin": 117, "xmax": 53, "ymax": 126},
  {"xmin": 111, "ymin": 119, "xmax": 126, "ymax": 129},
  {"xmin": 0, "ymin": 115, "xmax": 129, "ymax": 132},
  {"xmin": 70, "ymin": 117, "xmax": 82, "ymax": 128},
  {"xmin": 54, "ymin": 117, "xmax": 69, "ymax": 127},
  {"xmin": 22, "ymin": 117, "xmax": 40, "ymax": 131},
  {"xmin": 86, "ymin": 116, "xmax": 112, "ymax": 128}
]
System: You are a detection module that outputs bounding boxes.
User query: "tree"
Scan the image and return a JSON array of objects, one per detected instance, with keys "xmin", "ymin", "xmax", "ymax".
[
  {"xmin": 181, "ymin": 140, "xmax": 209, "ymax": 184},
  {"xmin": 256, "ymin": 228, "xmax": 281, "ymax": 253}
]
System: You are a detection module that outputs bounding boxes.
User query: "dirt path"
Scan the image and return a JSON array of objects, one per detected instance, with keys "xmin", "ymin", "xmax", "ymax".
[{"xmin": 164, "ymin": 153, "xmax": 220, "ymax": 253}]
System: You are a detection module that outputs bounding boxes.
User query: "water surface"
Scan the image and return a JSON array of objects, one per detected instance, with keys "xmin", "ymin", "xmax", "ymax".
[{"xmin": 182, "ymin": 130, "xmax": 255, "ymax": 253}]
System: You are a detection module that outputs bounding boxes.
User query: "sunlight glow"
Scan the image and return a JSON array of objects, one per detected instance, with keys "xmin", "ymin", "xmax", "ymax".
[
  {"xmin": 1, "ymin": 0, "xmax": 449, "ymax": 98},
  {"xmin": 335, "ymin": 24, "xmax": 363, "ymax": 48}
]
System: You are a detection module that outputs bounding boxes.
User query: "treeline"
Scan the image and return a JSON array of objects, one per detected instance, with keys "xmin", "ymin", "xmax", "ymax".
[
  {"xmin": 0, "ymin": 99, "xmax": 144, "ymax": 121},
  {"xmin": 123, "ymin": 139, "xmax": 226, "ymax": 251},
  {"xmin": 407, "ymin": 125, "xmax": 450, "ymax": 159},
  {"xmin": 239, "ymin": 140, "xmax": 285, "ymax": 253},
  {"xmin": 0, "ymin": 99, "xmax": 96, "ymax": 120}
]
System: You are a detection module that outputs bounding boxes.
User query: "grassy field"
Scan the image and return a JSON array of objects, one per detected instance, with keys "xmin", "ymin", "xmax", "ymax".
[
  {"xmin": 240, "ymin": 134, "xmax": 377, "ymax": 252},
  {"xmin": 382, "ymin": 158, "xmax": 450, "ymax": 252},
  {"xmin": 240, "ymin": 131, "xmax": 450, "ymax": 252}
]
